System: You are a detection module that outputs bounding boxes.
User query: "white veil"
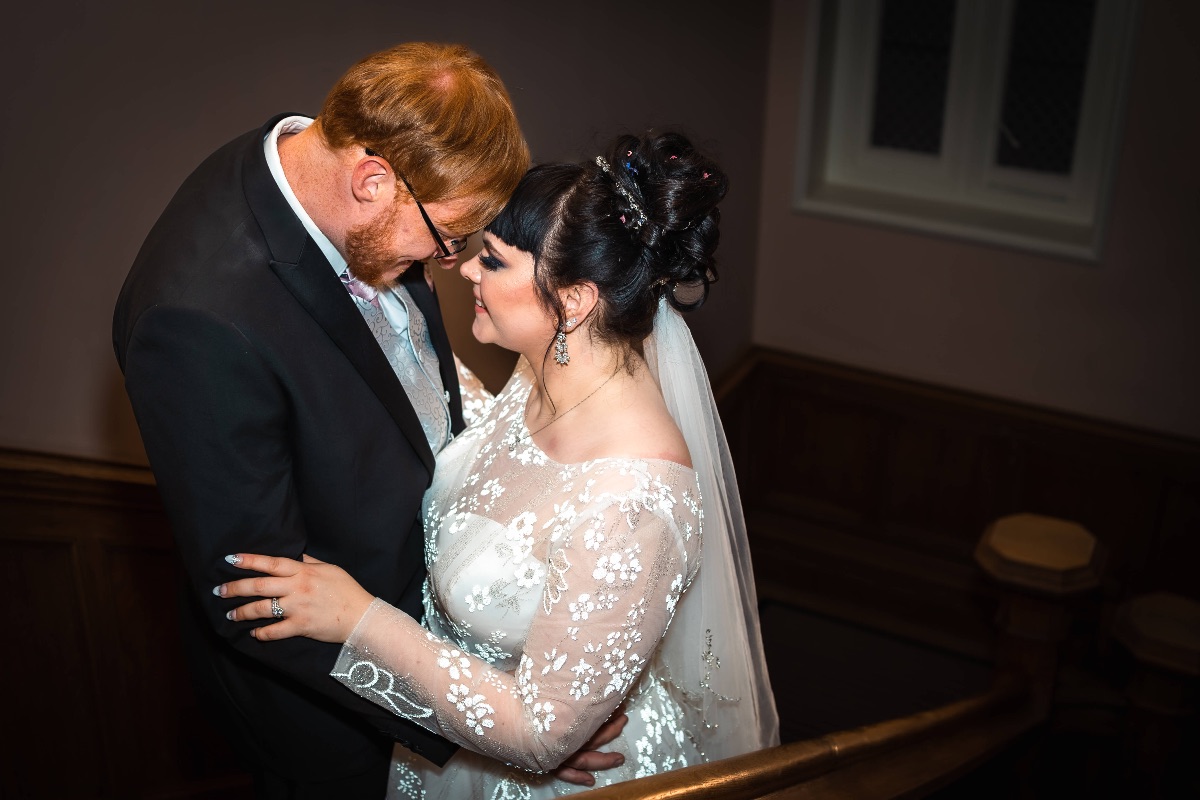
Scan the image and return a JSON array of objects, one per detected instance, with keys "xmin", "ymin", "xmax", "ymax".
[{"xmin": 643, "ymin": 297, "xmax": 780, "ymax": 759}]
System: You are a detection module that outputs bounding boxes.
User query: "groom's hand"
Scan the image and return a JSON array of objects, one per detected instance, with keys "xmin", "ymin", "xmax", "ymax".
[{"xmin": 553, "ymin": 711, "xmax": 628, "ymax": 786}]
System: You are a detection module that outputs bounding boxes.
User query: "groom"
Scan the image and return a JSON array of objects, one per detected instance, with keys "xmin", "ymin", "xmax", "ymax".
[{"xmin": 113, "ymin": 43, "xmax": 620, "ymax": 798}]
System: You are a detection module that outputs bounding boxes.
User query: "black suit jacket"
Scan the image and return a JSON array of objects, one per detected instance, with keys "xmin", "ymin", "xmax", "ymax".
[{"xmin": 113, "ymin": 116, "xmax": 462, "ymax": 781}]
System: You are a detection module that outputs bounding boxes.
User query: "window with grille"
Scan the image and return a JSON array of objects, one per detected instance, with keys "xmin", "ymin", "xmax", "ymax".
[{"xmin": 794, "ymin": 0, "xmax": 1138, "ymax": 260}]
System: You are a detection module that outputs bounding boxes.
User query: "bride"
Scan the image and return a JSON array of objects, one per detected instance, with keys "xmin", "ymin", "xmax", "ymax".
[{"xmin": 217, "ymin": 131, "xmax": 779, "ymax": 797}]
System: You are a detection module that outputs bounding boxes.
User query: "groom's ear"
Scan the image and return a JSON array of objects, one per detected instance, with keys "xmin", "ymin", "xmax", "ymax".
[
  {"xmin": 351, "ymin": 152, "xmax": 393, "ymax": 204},
  {"xmin": 560, "ymin": 282, "xmax": 599, "ymax": 326}
]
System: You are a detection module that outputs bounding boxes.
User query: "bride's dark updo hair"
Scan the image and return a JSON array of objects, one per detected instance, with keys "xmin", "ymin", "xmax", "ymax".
[{"xmin": 485, "ymin": 131, "xmax": 727, "ymax": 350}]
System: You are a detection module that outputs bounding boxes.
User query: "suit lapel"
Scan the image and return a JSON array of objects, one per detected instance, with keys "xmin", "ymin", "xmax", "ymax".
[
  {"xmin": 243, "ymin": 117, "xmax": 436, "ymax": 476},
  {"xmin": 271, "ymin": 254, "xmax": 437, "ymax": 476}
]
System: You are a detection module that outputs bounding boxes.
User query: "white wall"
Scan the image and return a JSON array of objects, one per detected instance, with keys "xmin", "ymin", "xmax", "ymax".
[
  {"xmin": 756, "ymin": 0, "xmax": 1200, "ymax": 440},
  {"xmin": 0, "ymin": 0, "xmax": 769, "ymax": 465}
]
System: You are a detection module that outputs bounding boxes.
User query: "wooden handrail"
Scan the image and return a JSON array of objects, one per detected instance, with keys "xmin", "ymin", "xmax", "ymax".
[
  {"xmin": 584, "ymin": 675, "xmax": 1038, "ymax": 799},
  {"xmin": 583, "ymin": 510, "xmax": 1103, "ymax": 798}
]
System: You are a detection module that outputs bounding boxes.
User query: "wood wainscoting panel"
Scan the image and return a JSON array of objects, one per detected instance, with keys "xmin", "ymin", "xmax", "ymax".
[
  {"xmin": 0, "ymin": 451, "xmax": 252, "ymax": 799},
  {"xmin": 718, "ymin": 349, "xmax": 1200, "ymax": 658},
  {"xmin": 736, "ymin": 365, "xmax": 888, "ymax": 530},
  {"xmin": 0, "ymin": 537, "xmax": 106, "ymax": 798},
  {"xmin": 876, "ymin": 414, "xmax": 1018, "ymax": 560},
  {"xmin": 96, "ymin": 542, "xmax": 224, "ymax": 796},
  {"xmin": 1156, "ymin": 478, "xmax": 1200, "ymax": 598},
  {"xmin": 1015, "ymin": 437, "xmax": 1164, "ymax": 592}
]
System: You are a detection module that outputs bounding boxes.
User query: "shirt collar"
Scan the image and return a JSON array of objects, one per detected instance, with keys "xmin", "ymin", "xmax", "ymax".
[{"xmin": 263, "ymin": 115, "xmax": 347, "ymax": 276}]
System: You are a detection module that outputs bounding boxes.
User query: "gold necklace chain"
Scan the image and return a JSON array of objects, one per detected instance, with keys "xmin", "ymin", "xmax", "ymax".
[{"xmin": 508, "ymin": 371, "xmax": 617, "ymax": 452}]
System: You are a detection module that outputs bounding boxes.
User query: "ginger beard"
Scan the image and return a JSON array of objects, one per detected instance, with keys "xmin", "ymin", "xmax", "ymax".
[{"xmin": 344, "ymin": 194, "xmax": 412, "ymax": 287}]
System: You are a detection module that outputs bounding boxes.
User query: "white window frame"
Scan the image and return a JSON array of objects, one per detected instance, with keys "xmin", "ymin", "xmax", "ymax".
[{"xmin": 794, "ymin": 0, "xmax": 1140, "ymax": 261}]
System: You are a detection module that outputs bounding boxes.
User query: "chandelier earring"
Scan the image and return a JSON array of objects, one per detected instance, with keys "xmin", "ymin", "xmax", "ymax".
[
  {"xmin": 554, "ymin": 329, "xmax": 570, "ymax": 366},
  {"xmin": 554, "ymin": 316, "xmax": 578, "ymax": 366}
]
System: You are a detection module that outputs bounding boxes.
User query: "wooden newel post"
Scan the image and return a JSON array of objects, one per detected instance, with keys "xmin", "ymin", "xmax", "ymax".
[
  {"xmin": 1112, "ymin": 591, "xmax": 1199, "ymax": 794},
  {"xmin": 975, "ymin": 513, "xmax": 1104, "ymax": 714}
]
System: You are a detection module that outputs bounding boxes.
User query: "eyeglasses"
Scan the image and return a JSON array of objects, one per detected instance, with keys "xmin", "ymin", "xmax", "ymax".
[{"xmin": 366, "ymin": 149, "xmax": 469, "ymax": 260}]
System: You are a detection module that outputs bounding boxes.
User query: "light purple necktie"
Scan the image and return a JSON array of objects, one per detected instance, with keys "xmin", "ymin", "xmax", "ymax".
[{"xmin": 341, "ymin": 270, "xmax": 381, "ymax": 309}]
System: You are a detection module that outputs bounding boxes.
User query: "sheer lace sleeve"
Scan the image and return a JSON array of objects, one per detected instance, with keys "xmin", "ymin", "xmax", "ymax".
[{"xmin": 331, "ymin": 466, "xmax": 695, "ymax": 772}]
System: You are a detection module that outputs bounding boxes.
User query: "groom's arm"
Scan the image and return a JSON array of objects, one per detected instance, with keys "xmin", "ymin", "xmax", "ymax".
[{"xmin": 122, "ymin": 304, "xmax": 457, "ymax": 764}]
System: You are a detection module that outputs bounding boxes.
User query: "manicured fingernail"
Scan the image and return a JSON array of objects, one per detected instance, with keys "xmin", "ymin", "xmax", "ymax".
[
  {"xmin": 226, "ymin": 610, "xmax": 235, "ymax": 620},
  {"xmin": 212, "ymin": 584, "xmax": 225, "ymax": 597},
  {"xmin": 224, "ymin": 554, "xmax": 241, "ymax": 565}
]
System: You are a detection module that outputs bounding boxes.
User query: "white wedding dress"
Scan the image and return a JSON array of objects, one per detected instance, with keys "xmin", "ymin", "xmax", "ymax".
[{"xmin": 332, "ymin": 301, "xmax": 778, "ymax": 798}]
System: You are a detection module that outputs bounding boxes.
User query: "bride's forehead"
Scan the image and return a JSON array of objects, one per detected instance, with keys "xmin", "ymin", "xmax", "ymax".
[{"xmin": 481, "ymin": 232, "xmax": 531, "ymax": 258}]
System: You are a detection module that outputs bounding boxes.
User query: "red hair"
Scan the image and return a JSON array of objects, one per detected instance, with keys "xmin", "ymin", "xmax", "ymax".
[{"xmin": 316, "ymin": 43, "xmax": 530, "ymax": 233}]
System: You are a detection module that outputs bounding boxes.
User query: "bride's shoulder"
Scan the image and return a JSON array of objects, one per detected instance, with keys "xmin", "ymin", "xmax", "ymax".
[
  {"xmin": 617, "ymin": 405, "xmax": 691, "ymax": 468},
  {"xmin": 589, "ymin": 388, "xmax": 692, "ymax": 470}
]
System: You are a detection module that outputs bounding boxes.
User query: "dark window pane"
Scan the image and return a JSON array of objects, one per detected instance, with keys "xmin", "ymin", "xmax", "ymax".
[
  {"xmin": 870, "ymin": 0, "xmax": 956, "ymax": 155},
  {"xmin": 996, "ymin": 0, "xmax": 1097, "ymax": 175}
]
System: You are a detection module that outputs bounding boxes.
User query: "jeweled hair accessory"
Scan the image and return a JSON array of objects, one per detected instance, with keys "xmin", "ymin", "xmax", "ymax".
[{"xmin": 595, "ymin": 156, "xmax": 649, "ymax": 231}]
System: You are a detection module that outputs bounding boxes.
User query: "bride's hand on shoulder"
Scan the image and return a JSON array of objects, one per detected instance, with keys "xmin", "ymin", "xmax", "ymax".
[{"xmin": 214, "ymin": 553, "xmax": 374, "ymax": 644}]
